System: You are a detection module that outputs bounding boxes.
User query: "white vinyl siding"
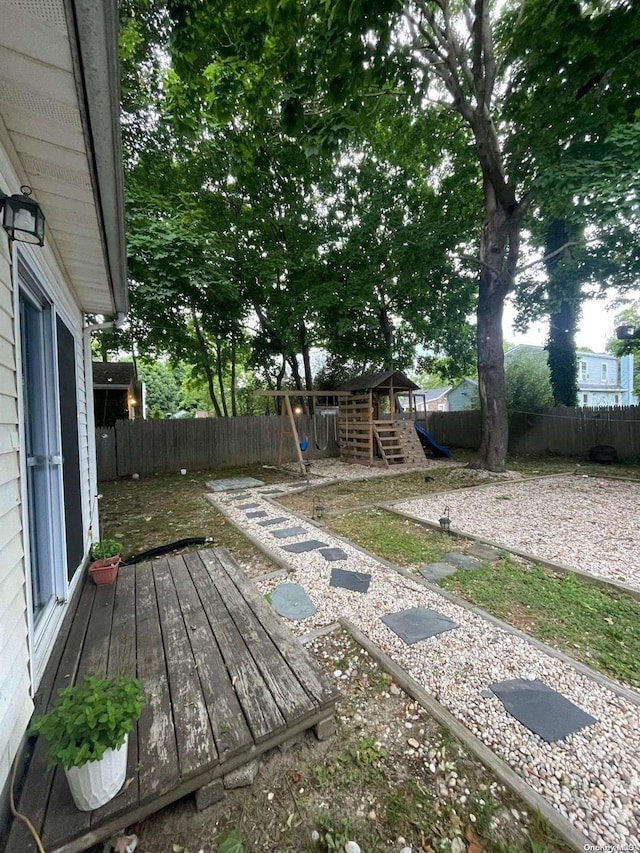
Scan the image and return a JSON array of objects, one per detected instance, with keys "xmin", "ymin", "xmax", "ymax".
[{"xmin": 0, "ymin": 212, "xmax": 33, "ymax": 793}]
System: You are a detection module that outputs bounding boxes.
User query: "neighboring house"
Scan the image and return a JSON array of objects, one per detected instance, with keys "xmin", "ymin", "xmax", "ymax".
[
  {"xmin": 398, "ymin": 379, "xmax": 479, "ymax": 413},
  {"xmin": 447, "ymin": 378, "xmax": 479, "ymax": 411},
  {"xmin": 0, "ymin": 0, "xmax": 127, "ymax": 827},
  {"xmin": 505, "ymin": 345, "xmax": 637, "ymax": 407},
  {"xmin": 93, "ymin": 362, "xmax": 145, "ymax": 426},
  {"xmin": 410, "ymin": 387, "xmax": 451, "ymax": 412}
]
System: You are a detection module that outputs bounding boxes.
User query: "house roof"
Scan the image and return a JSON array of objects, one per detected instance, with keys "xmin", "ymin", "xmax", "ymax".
[
  {"xmin": 0, "ymin": 0, "xmax": 127, "ymax": 316},
  {"xmin": 338, "ymin": 370, "xmax": 420, "ymax": 392},
  {"xmin": 93, "ymin": 361, "xmax": 136, "ymax": 387},
  {"xmin": 412, "ymin": 387, "xmax": 451, "ymax": 401}
]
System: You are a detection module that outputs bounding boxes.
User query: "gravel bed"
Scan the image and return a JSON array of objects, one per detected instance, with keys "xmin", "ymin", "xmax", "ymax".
[
  {"xmin": 275, "ymin": 457, "xmax": 462, "ymax": 487},
  {"xmin": 210, "ymin": 485, "xmax": 640, "ymax": 848},
  {"xmin": 395, "ymin": 474, "xmax": 640, "ymax": 590}
]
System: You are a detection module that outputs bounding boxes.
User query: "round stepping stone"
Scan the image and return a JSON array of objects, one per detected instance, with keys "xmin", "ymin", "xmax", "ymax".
[
  {"xmin": 444, "ymin": 552, "xmax": 482, "ymax": 570},
  {"xmin": 271, "ymin": 583, "xmax": 316, "ymax": 620}
]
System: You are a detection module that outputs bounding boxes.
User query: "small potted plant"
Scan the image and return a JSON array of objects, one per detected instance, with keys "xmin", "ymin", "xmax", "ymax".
[
  {"xmin": 89, "ymin": 539, "xmax": 123, "ymax": 585},
  {"xmin": 29, "ymin": 675, "xmax": 143, "ymax": 811}
]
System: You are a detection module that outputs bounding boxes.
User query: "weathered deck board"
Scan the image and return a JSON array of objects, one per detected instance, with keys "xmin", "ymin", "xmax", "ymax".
[
  {"xmin": 135, "ymin": 561, "xmax": 180, "ymax": 802},
  {"xmin": 206, "ymin": 556, "xmax": 317, "ymax": 722},
  {"xmin": 185, "ymin": 553, "xmax": 287, "ymax": 742},
  {"xmin": 43, "ymin": 583, "xmax": 118, "ymax": 847},
  {"xmin": 211, "ymin": 549, "xmax": 339, "ymax": 707},
  {"xmin": 7, "ymin": 582, "xmax": 97, "ymax": 853},
  {"xmin": 92, "ymin": 568, "xmax": 140, "ymax": 825},
  {"xmin": 171, "ymin": 555, "xmax": 253, "ymax": 762},
  {"xmin": 6, "ymin": 548, "xmax": 337, "ymax": 853},
  {"xmin": 154, "ymin": 558, "xmax": 218, "ymax": 779}
]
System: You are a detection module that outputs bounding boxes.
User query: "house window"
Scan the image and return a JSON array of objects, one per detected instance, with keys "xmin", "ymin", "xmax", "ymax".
[
  {"xmin": 437, "ymin": 403, "xmax": 446, "ymax": 411},
  {"xmin": 582, "ymin": 393, "xmax": 589, "ymax": 406},
  {"xmin": 614, "ymin": 394, "xmax": 619, "ymax": 405},
  {"xmin": 601, "ymin": 363, "xmax": 608, "ymax": 382},
  {"xmin": 580, "ymin": 360, "xmax": 588, "ymax": 380}
]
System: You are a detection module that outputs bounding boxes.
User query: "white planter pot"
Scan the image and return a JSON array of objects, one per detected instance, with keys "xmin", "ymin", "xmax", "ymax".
[{"xmin": 64, "ymin": 734, "xmax": 128, "ymax": 811}]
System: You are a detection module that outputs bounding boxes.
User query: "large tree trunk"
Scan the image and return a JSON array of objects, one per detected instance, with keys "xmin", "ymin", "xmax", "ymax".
[
  {"xmin": 545, "ymin": 219, "xmax": 580, "ymax": 407},
  {"xmin": 469, "ymin": 178, "xmax": 524, "ymax": 472},
  {"xmin": 191, "ymin": 307, "xmax": 223, "ymax": 417},
  {"xmin": 230, "ymin": 337, "xmax": 237, "ymax": 417},
  {"xmin": 299, "ymin": 320, "xmax": 315, "ymax": 415},
  {"xmin": 378, "ymin": 300, "xmax": 394, "ymax": 370},
  {"xmin": 215, "ymin": 338, "xmax": 229, "ymax": 417}
]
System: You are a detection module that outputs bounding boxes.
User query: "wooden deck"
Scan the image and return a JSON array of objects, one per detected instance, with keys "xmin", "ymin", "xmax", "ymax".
[{"xmin": 7, "ymin": 549, "xmax": 338, "ymax": 853}]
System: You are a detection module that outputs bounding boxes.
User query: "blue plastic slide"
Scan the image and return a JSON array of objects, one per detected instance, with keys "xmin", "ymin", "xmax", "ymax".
[{"xmin": 414, "ymin": 422, "xmax": 451, "ymax": 458}]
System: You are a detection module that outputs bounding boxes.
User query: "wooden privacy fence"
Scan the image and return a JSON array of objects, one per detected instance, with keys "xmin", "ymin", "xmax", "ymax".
[
  {"xmin": 96, "ymin": 414, "xmax": 339, "ymax": 480},
  {"xmin": 423, "ymin": 406, "xmax": 640, "ymax": 459}
]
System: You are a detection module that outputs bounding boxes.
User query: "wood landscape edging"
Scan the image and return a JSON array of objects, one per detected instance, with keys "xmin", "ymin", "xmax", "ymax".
[{"xmin": 338, "ymin": 618, "xmax": 588, "ymax": 853}]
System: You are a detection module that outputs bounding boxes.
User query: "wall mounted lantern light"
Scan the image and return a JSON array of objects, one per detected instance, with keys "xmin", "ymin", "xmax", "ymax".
[{"xmin": 0, "ymin": 185, "xmax": 46, "ymax": 246}]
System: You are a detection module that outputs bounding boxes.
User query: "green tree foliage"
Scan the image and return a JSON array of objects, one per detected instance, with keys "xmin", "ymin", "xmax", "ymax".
[
  {"xmin": 505, "ymin": 352, "xmax": 554, "ymax": 413},
  {"xmin": 504, "ymin": 0, "xmax": 640, "ymax": 404}
]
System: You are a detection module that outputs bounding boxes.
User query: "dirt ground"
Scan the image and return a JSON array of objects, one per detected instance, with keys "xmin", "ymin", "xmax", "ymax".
[{"xmin": 119, "ymin": 630, "xmax": 568, "ymax": 853}]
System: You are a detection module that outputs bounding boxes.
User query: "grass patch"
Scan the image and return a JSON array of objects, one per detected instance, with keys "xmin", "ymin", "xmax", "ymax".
[
  {"xmin": 327, "ymin": 509, "xmax": 458, "ymax": 566},
  {"xmin": 278, "ymin": 452, "xmax": 640, "ymax": 517},
  {"xmin": 440, "ymin": 559, "xmax": 640, "ymax": 688},
  {"xmin": 98, "ymin": 465, "xmax": 288, "ymax": 566}
]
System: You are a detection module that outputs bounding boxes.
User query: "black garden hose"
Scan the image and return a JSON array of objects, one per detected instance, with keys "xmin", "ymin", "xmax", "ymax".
[{"xmin": 121, "ymin": 536, "xmax": 213, "ymax": 566}]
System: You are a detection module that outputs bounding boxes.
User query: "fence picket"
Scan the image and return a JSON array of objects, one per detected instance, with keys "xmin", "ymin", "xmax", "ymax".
[{"xmin": 97, "ymin": 415, "xmax": 339, "ymax": 480}]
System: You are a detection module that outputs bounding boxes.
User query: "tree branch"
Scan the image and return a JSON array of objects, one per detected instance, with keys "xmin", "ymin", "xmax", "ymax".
[{"xmin": 516, "ymin": 241, "xmax": 579, "ymax": 275}]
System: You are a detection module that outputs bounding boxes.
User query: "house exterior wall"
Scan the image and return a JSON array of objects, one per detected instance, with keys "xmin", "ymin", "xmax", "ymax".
[
  {"xmin": 0, "ymin": 148, "xmax": 93, "ymax": 800},
  {"xmin": 448, "ymin": 380, "xmax": 478, "ymax": 411},
  {"xmin": 505, "ymin": 345, "xmax": 636, "ymax": 408}
]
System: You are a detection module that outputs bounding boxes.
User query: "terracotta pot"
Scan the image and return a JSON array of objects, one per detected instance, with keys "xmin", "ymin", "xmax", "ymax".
[{"xmin": 88, "ymin": 557, "xmax": 121, "ymax": 585}]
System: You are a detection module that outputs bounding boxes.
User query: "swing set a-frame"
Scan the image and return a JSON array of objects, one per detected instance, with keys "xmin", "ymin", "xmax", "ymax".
[{"xmin": 254, "ymin": 390, "xmax": 350, "ymax": 473}]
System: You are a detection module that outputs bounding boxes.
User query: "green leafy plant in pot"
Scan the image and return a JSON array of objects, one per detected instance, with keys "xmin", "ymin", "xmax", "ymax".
[
  {"xmin": 29, "ymin": 675, "xmax": 143, "ymax": 811},
  {"xmin": 89, "ymin": 539, "xmax": 123, "ymax": 585}
]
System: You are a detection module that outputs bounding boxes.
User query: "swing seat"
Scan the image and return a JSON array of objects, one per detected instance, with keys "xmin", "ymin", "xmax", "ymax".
[{"xmin": 299, "ymin": 440, "xmax": 309, "ymax": 452}]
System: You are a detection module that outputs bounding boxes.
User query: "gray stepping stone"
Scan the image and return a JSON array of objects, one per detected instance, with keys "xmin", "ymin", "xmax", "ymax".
[
  {"xmin": 229, "ymin": 493, "xmax": 250, "ymax": 500},
  {"xmin": 419, "ymin": 562, "xmax": 457, "ymax": 581},
  {"xmin": 258, "ymin": 517, "xmax": 290, "ymax": 527},
  {"xmin": 281, "ymin": 539, "xmax": 328, "ymax": 553},
  {"xmin": 206, "ymin": 477, "xmax": 265, "ymax": 491},
  {"xmin": 468, "ymin": 543, "xmax": 502, "ymax": 562},
  {"xmin": 271, "ymin": 583, "xmax": 316, "ymax": 620},
  {"xmin": 489, "ymin": 678, "xmax": 598, "ymax": 742},
  {"xmin": 320, "ymin": 547, "xmax": 349, "ymax": 562},
  {"xmin": 259, "ymin": 488, "xmax": 284, "ymax": 495},
  {"xmin": 444, "ymin": 552, "xmax": 482, "ymax": 570},
  {"xmin": 330, "ymin": 568, "xmax": 371, "ymax": 593},
  {"xmin": 272, "ymin": 526, "xmax": 308, "ymax": 539},
  {"xmin": 246, "ymin": 510, "xmax": 268, "ymax": 519},
  {"xmin": 381, "ymin": 607, "xmax": 459, "ymax": 644},
  {"xmin": 237, "ymin": 502, "xmax": 260, "ymax": 510}
]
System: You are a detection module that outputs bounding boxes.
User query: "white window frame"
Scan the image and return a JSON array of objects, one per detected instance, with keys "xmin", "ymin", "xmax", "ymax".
[
  {"xmin": 580, "ymin": 360, "xmax": 588, "ymax": 380},
  {"xmin": 582, "ymin": 393, "xmax": 589, "ymax": 406},
  {"xmin": 601, "ymin": 363, "xmax": 608, "ymax": 382}
]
